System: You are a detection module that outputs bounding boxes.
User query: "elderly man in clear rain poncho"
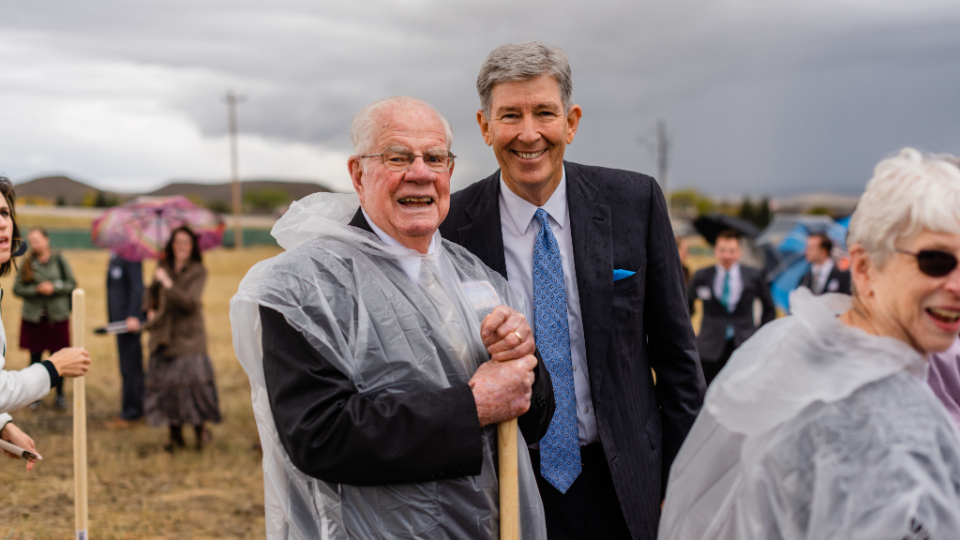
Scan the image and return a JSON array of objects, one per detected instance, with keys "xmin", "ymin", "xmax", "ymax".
[
  {"xmin": 231, "ymin": 96, "xmax": 554, "ymax": 539},
  {"xmin": 659, "ymin": 149, "xmax": 960, "ymax": 539}
]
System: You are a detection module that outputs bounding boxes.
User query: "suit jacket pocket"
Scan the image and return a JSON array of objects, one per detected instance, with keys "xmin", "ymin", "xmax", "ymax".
[
  {"xmin": 644, "ymin": 413, "xmax": 662, "ymax": 450},
  {"xmin": 613, "ymin": 266, "xmax": 643, "ymax": 293}
]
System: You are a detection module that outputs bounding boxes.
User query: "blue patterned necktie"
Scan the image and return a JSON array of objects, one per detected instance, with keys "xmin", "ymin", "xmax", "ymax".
[
  {"xmin": 721, "ymin": 270, "xmax": 734, "ymax": 339},
  {"xmin": 532, "ymin": 208, "xmax": 581, "ymax": 493}
]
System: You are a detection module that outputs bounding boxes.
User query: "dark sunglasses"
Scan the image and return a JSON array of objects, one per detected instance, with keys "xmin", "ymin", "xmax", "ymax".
[{"xmin": 896, "ymin": 248, "xmax": 959, "ymax": 277}]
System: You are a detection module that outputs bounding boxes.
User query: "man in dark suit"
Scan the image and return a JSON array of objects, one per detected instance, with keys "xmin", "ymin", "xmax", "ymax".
[
  {"xmin": 688, "ymin": 230, "xmax": 776, "ymax": 386},
  {"xmin": 440, "ymin": 42, "xmax": 705, "ymax": 540},
  {"xmin": 798, "ymin": 233, "xmax": 851, "ymax": 295},
  {"xmin": 107, "ymin": 252, "xmax": 145, "ymax": 422}
]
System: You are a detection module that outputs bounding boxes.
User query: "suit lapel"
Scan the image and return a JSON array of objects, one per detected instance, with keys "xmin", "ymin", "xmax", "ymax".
[
  {"xmin": 457, "ymin": 172, "xmax": 508, "ymax": 277},
  {"xmin": 566, "ymin": 163, "xmax": 613, "ymax": 400}
]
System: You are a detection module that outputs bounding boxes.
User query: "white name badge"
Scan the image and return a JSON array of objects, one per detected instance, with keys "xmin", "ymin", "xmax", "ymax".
[
  {"xmin": 696, "ymin": 286, "xmax": 712, "ymax": 301},
  {"xmin": 827, "ymin": 278, "xmax": 840, "ymax": 292},
  {"xmin": 110, "ymin": 266, "xmax": 123, "ymax": 280}
]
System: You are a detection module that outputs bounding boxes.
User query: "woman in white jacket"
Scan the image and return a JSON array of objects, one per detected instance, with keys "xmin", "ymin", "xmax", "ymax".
[{"xmin": 0, "ymin": 177, "xmax": 90, "ymax": 471}]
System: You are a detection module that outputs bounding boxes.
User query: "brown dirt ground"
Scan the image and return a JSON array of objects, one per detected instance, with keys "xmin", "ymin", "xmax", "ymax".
[{"xmin": 0, "ymin": 246, "xmax": 282, "ymax": 539}]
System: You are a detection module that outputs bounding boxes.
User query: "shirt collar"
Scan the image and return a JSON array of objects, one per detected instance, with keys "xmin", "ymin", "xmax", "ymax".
[
  {"xmin": 360, "ymin": 207, "xmax": 439, "ymax": 255},
  {"xmin": 816, "ymin": 259, "xmax": 834, "ymax": 274},
  {"xmin": 498, "ymin": 167, "xmax": 568, "ymax": 234},
  {"xmin": 716, "ymin": 262, "xmax": 741, "ymax": 277}
]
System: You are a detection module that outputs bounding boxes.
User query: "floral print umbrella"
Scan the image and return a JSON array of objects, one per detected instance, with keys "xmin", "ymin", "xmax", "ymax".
[{"xmin": 91, "ymin": 196, "xmax": 225, "ymax": 261}]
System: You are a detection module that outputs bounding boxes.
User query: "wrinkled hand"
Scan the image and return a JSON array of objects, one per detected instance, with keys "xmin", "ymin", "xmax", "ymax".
[
  {"xmin": 37, "ymin": 281, "xmax": 55, "ymax": 295},
  {"xmin": 49, "ymin": 347, "xmax": 91, "ymax": 378},
  {"xmin": 469, "ymin": 354, "xmax": 537, "ymax": 427},
  {"xmin": 155, "ymin": 267, "xmax": 173, "ymax": 289},
  {"xmin": 1, "ymin": 422, "xmax": 38, "ymax": 471},
  {"xmin": 480, "ymin": 305, "xmax": 535, "ymax": 363},
  {"xmin": 125, "ymin": 316, "xmax": 141, "ymax": 333}
]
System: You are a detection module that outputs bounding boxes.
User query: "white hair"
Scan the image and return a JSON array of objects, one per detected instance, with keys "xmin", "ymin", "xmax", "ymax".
[
  {"xmin": 848, "ymin": 148, "xmax": 960, "ymax": 266},
  {"xmin": 349, "ymin": 96, "xmax": 453, "ymax": 157}
]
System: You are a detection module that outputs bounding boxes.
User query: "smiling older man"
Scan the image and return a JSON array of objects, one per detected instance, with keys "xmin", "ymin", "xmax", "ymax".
[
  {"xmin": 441, "ymin": 42, "xmax": 704, "ymax": 540},
  {"xmin": 232, "ymin": 96, "xmax": 553, "ymax": 539}
]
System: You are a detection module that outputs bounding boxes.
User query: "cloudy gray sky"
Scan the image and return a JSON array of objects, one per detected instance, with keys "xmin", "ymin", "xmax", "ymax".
[{"xmin": 2, "ymin": 0, "xmax": 959, "ymax": 196}]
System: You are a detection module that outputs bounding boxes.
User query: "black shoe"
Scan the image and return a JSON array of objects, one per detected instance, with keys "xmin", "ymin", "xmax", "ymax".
[{"xmin": 55, "ymin": 395, "xmax": 68, "ymax": 410}]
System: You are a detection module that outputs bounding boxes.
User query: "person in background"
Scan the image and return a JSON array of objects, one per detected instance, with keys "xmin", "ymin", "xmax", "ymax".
[
  {"xmin": 927, "ymin": 335, "xmax": 960, "ymax": 430},
  {"xmin": 677, "ymin": 235, "xmax": 692, "ymax": 288},
  {"xmin": 799, "ymin": 232, "xmax": 851, "ymax": 295},
  {"xmin": 143, "ymin": 226, "xmax": 220, "ymax": 451},
  {"xmin": 688, "ymin": 229, "xmax": 775, "ymax": 386},
  {"xmin": 107, "ymin": 252, "xmax": 145, "ymax": 424},
  {"xmin": 0, "ymin": 177, "xmax": 90, "ymax": 471},
  {"xmin": 13, "ymin": 228, "xmax": 77, "ymax": 410},
  {"xmin": 660, "ymin": 149, "xmax": 960, "ymax": 539}
]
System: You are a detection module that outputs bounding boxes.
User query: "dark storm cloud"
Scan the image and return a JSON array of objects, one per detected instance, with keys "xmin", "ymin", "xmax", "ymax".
[{"xmin": 3, "ymin": 0, "xmax": 960, "ymax": 194}]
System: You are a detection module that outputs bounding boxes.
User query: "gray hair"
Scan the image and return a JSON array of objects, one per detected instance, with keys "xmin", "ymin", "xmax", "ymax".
[
  {"xmin": 350, "ymin": 96, "xmax": 454, "ymax": 157},
  {"xmin": 477, "ymin": 42, "xmax": 573, "ymax": 117},
  {"xmin": 848, "ymin": 148, "xmax": 960, "ymax": 267}
]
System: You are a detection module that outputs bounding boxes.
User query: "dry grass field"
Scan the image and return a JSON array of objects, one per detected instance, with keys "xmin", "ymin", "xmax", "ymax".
[
  {"xmin": 0, "ymin": 246, "xmax": 282, "ymax": 539},
  {"xmin": 0, "ymin": 234, "xmax": 716, "ymax": 539}
]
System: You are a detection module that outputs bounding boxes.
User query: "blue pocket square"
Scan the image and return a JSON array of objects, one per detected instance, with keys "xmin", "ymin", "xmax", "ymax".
[{"xmin": 613, "ymin": 269, "xmax": 636, "ymax": 281}]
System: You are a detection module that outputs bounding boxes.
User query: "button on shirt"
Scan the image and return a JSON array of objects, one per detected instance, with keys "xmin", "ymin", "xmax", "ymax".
[
  {"xmin": 713, "ymin": 263, "xmax": 743, "ymax": 309},
  {"xmin": 361, "ymin": 207, "xmax": 440, "ymax": 283},
  {"xmin": 499, "ymin": 170, "xmax": 598, "ymax": 446}
]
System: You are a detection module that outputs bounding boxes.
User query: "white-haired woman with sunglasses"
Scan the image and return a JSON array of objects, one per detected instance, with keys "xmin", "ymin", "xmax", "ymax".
[{"xmin": 659, "ymin": 149, "xmax": 960, "ymax": 540}]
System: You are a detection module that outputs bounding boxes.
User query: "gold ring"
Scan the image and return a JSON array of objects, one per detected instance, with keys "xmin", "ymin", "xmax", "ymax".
[{"xmin": 513, "ymin": 331, "xmax": 523, "ymax": 342}]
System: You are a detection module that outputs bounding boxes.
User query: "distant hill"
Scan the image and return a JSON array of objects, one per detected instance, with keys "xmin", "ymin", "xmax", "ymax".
[
  {"xmin": 148, "ymin": 179, "xmax": 332, "ymax": 210},
  {"xmin": 12, "ymin": 175, "xmax": 125, "ymax": 206},
  {"xmin": 12, "ymin": 175, "xmax": 333, "ymax": 213}
]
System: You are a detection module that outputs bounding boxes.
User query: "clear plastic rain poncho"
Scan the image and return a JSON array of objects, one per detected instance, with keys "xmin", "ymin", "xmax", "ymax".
[
  {"xmin": 659, "ymin": 288, "xmax": 960, "ymax": 540},
  {"xmin": 231, "ymin": 193, "xmax": 547, "ymax": 540}
]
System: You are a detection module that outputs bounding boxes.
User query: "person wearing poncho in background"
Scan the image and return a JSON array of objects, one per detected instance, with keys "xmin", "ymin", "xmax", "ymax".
[
  {"xmin": 659, "ymin": 149, "xmax": 960, "ymax": 539},
  {"xmin": 231, "ymin": 96, "xmax": 555, "ymax": 539}
]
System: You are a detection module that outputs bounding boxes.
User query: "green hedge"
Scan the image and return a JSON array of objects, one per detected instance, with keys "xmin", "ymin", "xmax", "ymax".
[{"xmin": 44, "ymin": 229, "xmax": 278, "ymax": 250}]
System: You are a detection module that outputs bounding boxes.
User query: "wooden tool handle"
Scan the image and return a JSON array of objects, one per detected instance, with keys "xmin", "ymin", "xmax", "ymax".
[
  {"xmin": 498, "ymin": 418, "xmax": 520, "ymax": 540},
  {"xmin": 72, "ymin": 289, "xmax": 89, "ymax": 540}
]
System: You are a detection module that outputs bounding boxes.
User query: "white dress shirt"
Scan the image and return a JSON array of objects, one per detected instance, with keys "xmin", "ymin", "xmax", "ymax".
[
  {"xmin": 499, "ymin": 170, "xmax": 598, "ymax": 446},
  {"xmin": 361, "ymin": 207, "xmax": 440, "ymax": 284},
  {"xmin": 713, "ymin": 263, "xmax": 744, "ymax": 309},
  {"xmin": 810, "ymin": 259, "xmax": 835, "ymax": 294}
]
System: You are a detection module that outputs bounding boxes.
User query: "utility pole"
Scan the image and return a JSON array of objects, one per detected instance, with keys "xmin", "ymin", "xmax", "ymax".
[
  {"xmin": 224, "ymin": 90, "xmax": 245, "ymax": 249},
  {"xmin": 639, "ymin": 119, "xmax": 672, "ymax": 221}
]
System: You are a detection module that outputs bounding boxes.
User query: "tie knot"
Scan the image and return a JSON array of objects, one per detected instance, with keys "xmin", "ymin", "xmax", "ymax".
[{"xmin": 535, "ymin": 208, "xmax": 551, "ymax": 227}]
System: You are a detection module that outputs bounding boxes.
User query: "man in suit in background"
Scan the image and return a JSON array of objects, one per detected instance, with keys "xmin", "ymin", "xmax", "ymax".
[
  {"xmin": 799, "ymin": 233, "xmax": 851, "ymax": 295},
  {"xmin": 441, "ymin": 42, "xmax": 705, "ymax": 540},
  {"xmin": 688, "ymin": 229, "xmax": 775, "ymax": 386},
  {"xmin": 107, "ymin": 253, "xmax": 145, "ymax": 422}
]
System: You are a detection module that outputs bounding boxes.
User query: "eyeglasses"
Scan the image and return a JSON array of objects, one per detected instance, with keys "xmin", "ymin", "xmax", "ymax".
[
  {"xmin": 359, "ymin": 148, "xmax": 456, "ymax": 172},
  {"xmin": 896, "ymin": 248, "xmax": 959, "ymax": 277}
]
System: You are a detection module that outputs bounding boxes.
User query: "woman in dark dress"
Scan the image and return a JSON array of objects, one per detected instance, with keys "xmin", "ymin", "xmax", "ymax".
[
  {"xmin": 13, "ymin": 228, "xmax": 77, "ymax": 409},
  {"xmin": 143, "ymin": 226, "xmax": 220, "ymax": 451}
]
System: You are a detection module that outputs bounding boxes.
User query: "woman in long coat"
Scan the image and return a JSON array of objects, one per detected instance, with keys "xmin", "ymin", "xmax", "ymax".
[{"xmin": 143, "ymin": 225, "xmax": 220, "ymax": 451}]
